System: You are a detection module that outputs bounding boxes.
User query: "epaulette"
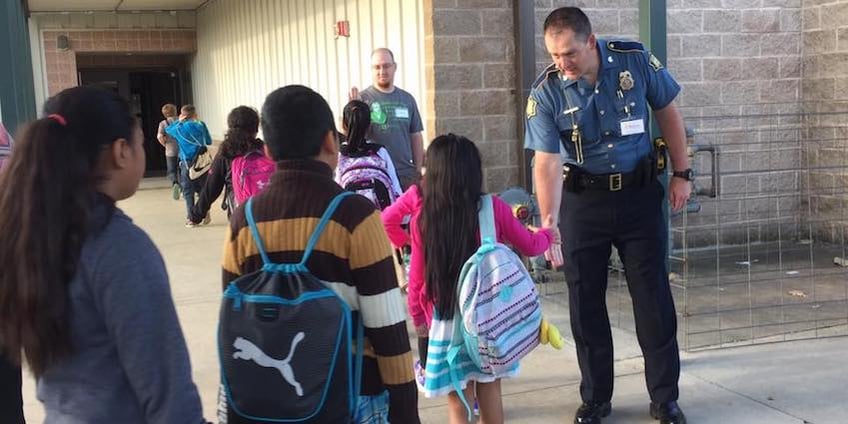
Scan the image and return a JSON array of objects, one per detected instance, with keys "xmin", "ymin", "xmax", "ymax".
[
  {"xmin": 531, "ymin": 63, "xmax": 559, "ymax": 90},
  {"xmin": 606, "ymin": 40, "xmax": 645, "ymax": 53}
]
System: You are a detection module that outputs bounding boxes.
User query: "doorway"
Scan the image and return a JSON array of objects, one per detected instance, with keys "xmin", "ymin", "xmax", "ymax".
[{"xmin": 78, "ymin": 55, "xmax": 190, "ymax": 176}]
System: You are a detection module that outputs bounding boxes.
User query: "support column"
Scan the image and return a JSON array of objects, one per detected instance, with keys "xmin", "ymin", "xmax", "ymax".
[
  {"xmin": 639, "ymin": 0, "xmax": 672, "ymax": 258},
  {"xmin": 0, "ymin": 0, "xmax": 37, "ymax": 135}
]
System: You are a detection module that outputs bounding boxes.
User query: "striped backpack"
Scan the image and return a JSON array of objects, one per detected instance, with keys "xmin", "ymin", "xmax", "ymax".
[{"xmin": 455, "ymin": 194, "xmax": 541, "ymax": 375}]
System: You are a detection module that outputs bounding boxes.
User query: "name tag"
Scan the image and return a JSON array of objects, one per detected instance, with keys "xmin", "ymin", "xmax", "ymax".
[
  {"xmin": 620, "ymin": 119, "xmax": 645, "ymax": 136},
  {"xmin": 394, "ymin": 107, "xmax": 409, "ymax": 119}
]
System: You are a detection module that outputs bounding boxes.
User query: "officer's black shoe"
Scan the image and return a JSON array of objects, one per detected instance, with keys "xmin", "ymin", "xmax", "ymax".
[
  {"xmin": 573, "ymin": 401, "xmax": 611, "ymax": 424},
  {"xmin": 649, "ymin": 401, "xmax": 687, "ymax": 424}
]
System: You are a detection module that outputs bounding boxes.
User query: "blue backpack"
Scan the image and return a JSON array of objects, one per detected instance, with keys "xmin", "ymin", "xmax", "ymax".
[{"xmin": 218, "ymin": 192, "xmax": 363, "ymax": 423}]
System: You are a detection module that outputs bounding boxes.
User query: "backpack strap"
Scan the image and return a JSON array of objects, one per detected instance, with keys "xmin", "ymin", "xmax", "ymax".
[
  {"xmin": 478, "ymin": 194, "xmax": 496, "ymax": 245},
  {"xmin": 300, "ymin": 191, "xmax": 354, "ymax": 266},
  {"xmin": 244, "ymin": 191, "xmax": 353, "ymax": 271},
  {"xmin": 447, "ymin": 314, "xmax": 474, "ymax": 421},
  {"xmin": 350, "ymin": 315, "xmax": 365, "ymax": 421},
  {"xmin": 245, "ymin": 198, "xmax": 272, "ymax": 266}
]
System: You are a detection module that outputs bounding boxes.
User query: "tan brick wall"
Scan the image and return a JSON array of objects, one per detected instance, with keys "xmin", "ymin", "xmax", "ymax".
[
  {"xmin": 42, "ymin": 30, "xmax": 196, "ymax": 96},
  {"xmin": 535, "ymin": 1, "xmax": 805, "ymax": 247},
  {"xmin": 802, "ymin": 0, "xmax": 848, "ymax": 243},
  {"xmin": 33, "ymin": 12, "xmax": 196, "ymax": 98},
  {"xmin": 667, "ymin": 0, "xmax": 804, "ymax": 247},
  {"xmin": 424, "ymin": 0, "xmax": 521, "ymax": 191}
]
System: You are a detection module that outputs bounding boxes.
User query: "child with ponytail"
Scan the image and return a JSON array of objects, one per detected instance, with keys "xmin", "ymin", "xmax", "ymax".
[{"xmin": 0, "ymin": 86, "xmax": 206, "ymax": 423}]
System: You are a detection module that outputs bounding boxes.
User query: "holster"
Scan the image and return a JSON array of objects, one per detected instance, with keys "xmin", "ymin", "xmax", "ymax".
[{"xmin": 562, "ymin": 165, "xmax": 581, "ymax": 193}]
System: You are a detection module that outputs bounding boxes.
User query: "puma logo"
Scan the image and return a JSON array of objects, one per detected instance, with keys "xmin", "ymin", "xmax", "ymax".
[{"xmin": 233, "ymin": 333, "xmax": 306, "ymax": 396}]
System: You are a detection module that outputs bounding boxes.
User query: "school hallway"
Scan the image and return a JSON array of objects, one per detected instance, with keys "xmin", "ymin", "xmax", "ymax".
[{"xmin": 21, "ymin": 181, "xmax": 848, "ymax": 424}]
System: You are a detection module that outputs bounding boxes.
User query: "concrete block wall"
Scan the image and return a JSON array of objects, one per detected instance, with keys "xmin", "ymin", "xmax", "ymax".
[
  {"xmin": 802, "ymin": 0, "xmax": 848, "ymax": 244},
  {"xmin": 424, "ymin": 0, "xmax": 521, "ymax": 191},
  {"xmin": 665, "ymin": 0, "xmax": 804, "ymax": 248},
  {"xmin": 534, "ymin": 1, "xmax": 804, "ymax": 248}
]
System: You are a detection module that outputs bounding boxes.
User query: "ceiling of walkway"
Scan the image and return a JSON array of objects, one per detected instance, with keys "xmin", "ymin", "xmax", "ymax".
[{"xmin": 28, "ymin": 0, "xmax": 207, "ymax": 12}]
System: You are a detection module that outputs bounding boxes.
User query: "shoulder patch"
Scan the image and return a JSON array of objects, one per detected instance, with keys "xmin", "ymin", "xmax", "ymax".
[
  {"xmin": 606, "ymin": 40, "xmax": 645, "ymax": 53},
  {"xmin": 649, "ymin": 53, "xmax": 664, "ymax": 71},
  {"xmin": 526, "ymin": 97, "xmax": 537, "ymax": 119},
  {"xmin": 532, "ymin": 63, "xmax": 559, "ymax": 89}
]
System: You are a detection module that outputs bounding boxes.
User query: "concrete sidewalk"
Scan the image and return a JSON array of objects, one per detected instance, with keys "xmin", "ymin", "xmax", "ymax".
[{"xmin": 22, "ymin": 183, "xmax": 848, "ymax": 423}]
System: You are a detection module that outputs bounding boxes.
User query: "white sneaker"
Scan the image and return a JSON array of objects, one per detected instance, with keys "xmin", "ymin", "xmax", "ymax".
[{"xmin": 185, "ymin": 220, "xmax": 197, "ymax": 228}]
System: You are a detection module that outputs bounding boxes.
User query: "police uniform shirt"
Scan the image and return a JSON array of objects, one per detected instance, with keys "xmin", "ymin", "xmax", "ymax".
[{"xmin": 524, "ymin": 39, "xmax": 680, "ymax": 175}]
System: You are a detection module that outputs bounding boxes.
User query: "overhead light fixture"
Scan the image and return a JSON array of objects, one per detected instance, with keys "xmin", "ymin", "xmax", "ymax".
[{"xmin": 57, "ymin": 35, "xmax": 70, "ymax": 51}]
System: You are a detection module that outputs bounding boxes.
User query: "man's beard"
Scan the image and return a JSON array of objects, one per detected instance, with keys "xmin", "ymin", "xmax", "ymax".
[{"xmin": 376, "ymin": 79, "xmax": 393, "ymax": 90}]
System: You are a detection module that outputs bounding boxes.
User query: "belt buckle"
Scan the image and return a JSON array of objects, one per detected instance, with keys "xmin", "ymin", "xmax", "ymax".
[{"xmin": 609, "ymin": 173, "xmax": 622, "ymax": 191}]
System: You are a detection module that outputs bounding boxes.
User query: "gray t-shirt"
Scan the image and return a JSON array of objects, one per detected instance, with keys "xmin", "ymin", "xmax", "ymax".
[
  {"xmin": 37, "ymin": 203, "xmax": 204, "ymax": 424},
  {"xmin": 158, "ymin": 118, "xmax": 179, "ymax": 157},
  {"xmin": 359, "ymin": 86, "xmax": 423, "ymax": 187}
]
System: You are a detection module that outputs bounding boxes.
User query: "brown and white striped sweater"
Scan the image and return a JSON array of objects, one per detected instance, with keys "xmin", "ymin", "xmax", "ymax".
[{"xmin": 221, "ymin": 159, "xmax": 419, "ymax": 423}]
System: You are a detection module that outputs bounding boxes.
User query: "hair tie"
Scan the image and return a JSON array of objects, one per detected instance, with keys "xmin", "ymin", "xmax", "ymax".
[{"xmin": 47, "ymin": 114, "xmax": 67, "ymax": 126}]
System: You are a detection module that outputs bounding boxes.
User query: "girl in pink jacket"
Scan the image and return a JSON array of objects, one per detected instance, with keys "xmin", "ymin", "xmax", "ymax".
[{"xmin": 381, "ymin": 134, "xmax": 556, "ymax": 423}]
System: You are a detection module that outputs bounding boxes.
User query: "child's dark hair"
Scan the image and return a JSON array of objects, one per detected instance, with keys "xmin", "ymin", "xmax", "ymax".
[
  {"xmin": 220, "ymin": 105, "xmax": 262, "ymax": 159},
  {"xmin": 419, "ymin": 134, "xmax": 483, "ymax": 319},
  {"xmin": 340, "ymin": 100, "xmax": 371, "ymax": 155},
  {"xmin": 0, "ymin": 86, "xmax": 135, "ymax": 376},
  {"xmin": 261, "ymin": 85, "xmax": 336, "ymax": 161}
]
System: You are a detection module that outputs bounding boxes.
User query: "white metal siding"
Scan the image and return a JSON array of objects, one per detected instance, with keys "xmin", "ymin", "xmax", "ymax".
[{"xmin": 192, "ymin": 0, "xmax": 426, "ymax": 140}]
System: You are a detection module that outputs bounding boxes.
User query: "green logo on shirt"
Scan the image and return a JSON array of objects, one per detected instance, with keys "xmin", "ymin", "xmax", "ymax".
[{"xmin": 370, "ymin": 102, "xmax": 387, "ymax": 125}]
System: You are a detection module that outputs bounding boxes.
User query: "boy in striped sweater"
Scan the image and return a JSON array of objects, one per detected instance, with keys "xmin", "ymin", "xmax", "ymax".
[{"xmin": 221, "ymin": 85, "xmax": 420, "ymax": 423}]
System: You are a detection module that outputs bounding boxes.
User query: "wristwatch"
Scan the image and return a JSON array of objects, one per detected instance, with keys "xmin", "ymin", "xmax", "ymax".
[{"xmin": 672, "ymin": 168, "xmax": 694, "ymax": 181}]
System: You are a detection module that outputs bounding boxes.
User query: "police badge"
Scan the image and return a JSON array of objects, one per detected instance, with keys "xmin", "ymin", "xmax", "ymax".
[{"xmin": 619, "ymin": 70, "xmax": 634, "ymax": 91}]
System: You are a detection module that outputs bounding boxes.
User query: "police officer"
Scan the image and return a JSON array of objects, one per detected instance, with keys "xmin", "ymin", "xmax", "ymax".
[{"xmin": 525, "ymin": 7, "xmax": 691, "ymax": 424}]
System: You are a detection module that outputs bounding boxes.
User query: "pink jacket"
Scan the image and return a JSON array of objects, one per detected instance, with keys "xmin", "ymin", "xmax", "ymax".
[{"xmin": 381, "ymin": 185, "xmax": 554, "ymax": 328}]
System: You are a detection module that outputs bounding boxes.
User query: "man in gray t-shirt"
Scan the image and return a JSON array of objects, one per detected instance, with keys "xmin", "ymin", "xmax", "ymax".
[{"xmin": 350, "ymin": 48, "xmax": 424, "ymax": 190}]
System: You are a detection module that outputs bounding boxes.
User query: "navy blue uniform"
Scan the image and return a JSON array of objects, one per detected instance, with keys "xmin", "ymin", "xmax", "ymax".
[{"xmin": 524, "ymin": 39, "xmax": 682, "ymax": 404}]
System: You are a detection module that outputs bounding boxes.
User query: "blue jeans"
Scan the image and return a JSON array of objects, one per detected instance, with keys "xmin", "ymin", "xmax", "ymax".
[
  {"xmin": 179, "ymin": 161, "xmax": 204, "ymax": 219},
  {"xmin": 166, "ymin": 155, "xmax": 179, "ymax": 185},
  {"xmin": 356, "ymin": 391, "xmax": 390, "ymax": 424}
]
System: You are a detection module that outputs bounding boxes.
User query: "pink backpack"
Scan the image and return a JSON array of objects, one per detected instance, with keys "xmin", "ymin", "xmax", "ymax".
[
  {"xmin": 230, "ymin": 150, "xmax": 275, "ymax": 208},
  {"xmin": 337, "ymin": 149, "xmax": 395, "ymax": 210}
]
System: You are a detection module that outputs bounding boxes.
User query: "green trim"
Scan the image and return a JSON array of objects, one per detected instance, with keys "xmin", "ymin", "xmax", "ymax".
[
  {"xmin": 0, "ymin": 0, "xmax": 36, "ymax": 135},
  {"xmin": 639, "ymin": 0, "xmax": 672, "ymax": 263}
]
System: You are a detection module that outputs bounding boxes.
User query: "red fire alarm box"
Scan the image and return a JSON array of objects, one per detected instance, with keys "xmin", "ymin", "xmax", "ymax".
[{"xmin": 335, "ymin": 20, "xmax": 350, "ymax": 38}]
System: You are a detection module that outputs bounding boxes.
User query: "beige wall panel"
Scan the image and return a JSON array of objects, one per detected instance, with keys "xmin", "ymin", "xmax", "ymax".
[{"xmin": 193, "ymin": 0, "xmax": 426, "ymax": 141}]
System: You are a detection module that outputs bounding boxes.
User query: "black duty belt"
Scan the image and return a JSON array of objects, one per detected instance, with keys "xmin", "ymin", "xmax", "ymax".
[
  {"xmin": 575, "ymin": 171, "xmax": 639, "ymax": 191},
  {"xmin": 563, "ymin": 153, "xmax": 658, "ymax": 193}
]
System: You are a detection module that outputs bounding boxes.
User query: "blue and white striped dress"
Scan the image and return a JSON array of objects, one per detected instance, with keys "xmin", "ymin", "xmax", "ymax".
[{"xmin": 420, "ymin": 312, "xmax": 520, "ymax": 397}]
